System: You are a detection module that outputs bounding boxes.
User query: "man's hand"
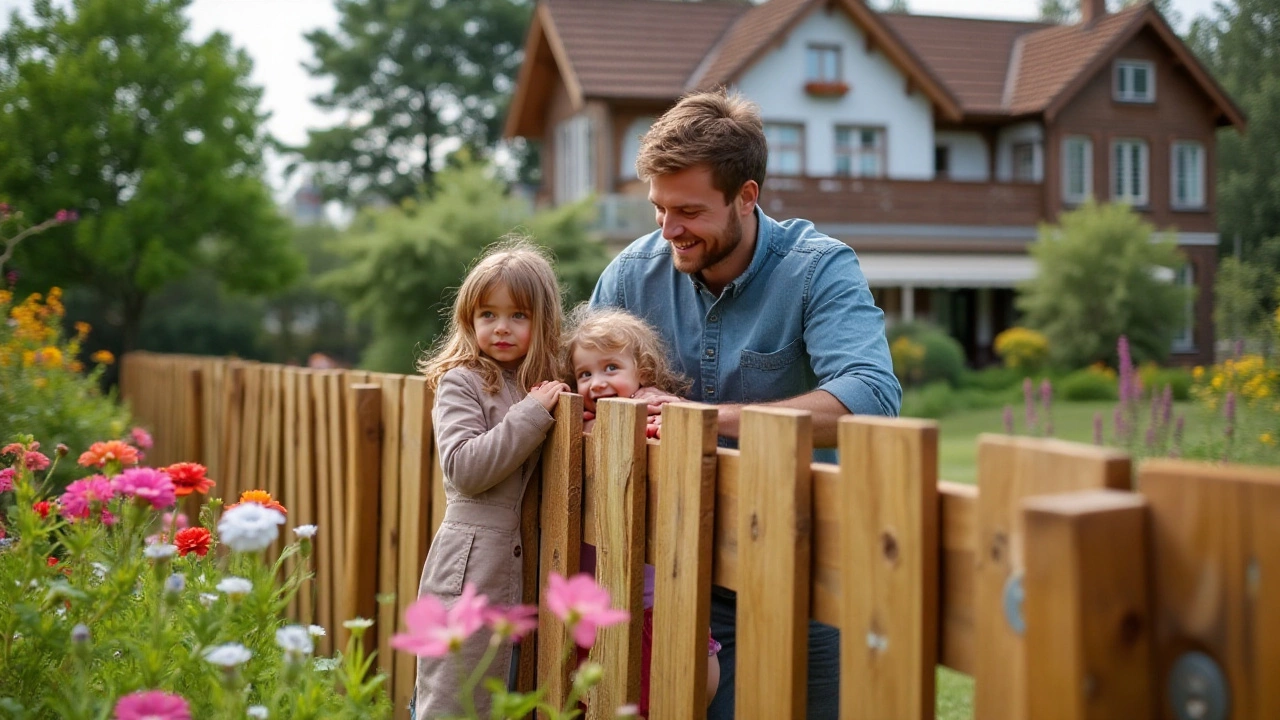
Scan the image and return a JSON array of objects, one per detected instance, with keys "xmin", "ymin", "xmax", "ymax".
[
  {"xmin": 631, "ymin": 386, "xmax": 685, "ymax": 416},
  {"xmin": 529, "ymin": 381, "xmax": 571, "ymax": 412},
  {"xmin": 646, "ymin": 413, "xmax": 662, "ymax": 439}
]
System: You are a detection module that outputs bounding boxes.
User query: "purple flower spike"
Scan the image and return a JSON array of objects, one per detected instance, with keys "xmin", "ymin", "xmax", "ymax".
[
  {"xmin": 1040, "ymin": 378, "xmax": 1053, "ymax": 413},
  {"xmin": 1003, "ymin": 405, "xmax": 1014, "ymax": 435},
  {"xmin": 1161, "ymin": 385, "xmax": 1173, "ymax": 427},
  {"xmin": 1114, "ymin": 406, "xmax": 1126, "ymax": 443},
  {"xmin": 1145, "ymin": 426, "xmax": 1156, "ymax": 448},
  {"xmin": 1224, "ymin": 391, "xmax": 1237, "ymax": 439},
  {"xmin": 1023, "ymin": 378, "xmax": 1037, "ymax": 433}
]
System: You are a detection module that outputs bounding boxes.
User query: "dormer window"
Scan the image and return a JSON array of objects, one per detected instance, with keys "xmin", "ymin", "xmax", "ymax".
[
  {"xmin": 1114, "ymin": 60, "xmax": 1155, "ymax": 103},
  {"xmin": 805, "ymin": 44, "xmax": 848, "ymax": 97}
]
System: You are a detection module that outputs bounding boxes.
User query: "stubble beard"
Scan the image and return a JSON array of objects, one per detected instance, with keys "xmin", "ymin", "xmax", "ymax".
[{"xmin": 675, "ymin": 210, "xmax": 743, "ymax": 278}]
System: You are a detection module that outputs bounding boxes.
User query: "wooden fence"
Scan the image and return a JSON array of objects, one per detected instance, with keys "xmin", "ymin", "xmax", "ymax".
[{"xmin": 120, "ymin": 351, "xmax": 1280, "ymax": 720}]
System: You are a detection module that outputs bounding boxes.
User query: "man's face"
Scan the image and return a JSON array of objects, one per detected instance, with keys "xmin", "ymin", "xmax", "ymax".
[{"xmin": 649, "ymin": 166, "xmax": 747, "ymax": 280}]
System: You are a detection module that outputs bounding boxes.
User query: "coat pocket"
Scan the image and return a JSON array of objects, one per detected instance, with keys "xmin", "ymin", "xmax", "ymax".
[
  {"xmin": 740, "ymin": 336, "xmax": 808, "ymax": 403},
  {"xmin": 420, "ymin": 524, "xmax": 476, "ymax": 598}
]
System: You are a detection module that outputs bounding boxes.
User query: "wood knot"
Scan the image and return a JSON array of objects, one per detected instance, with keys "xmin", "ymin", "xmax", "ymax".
[
  {"xmin": 881, "ymin": 532, "xmax": 899, "ymax": 563},
  {"xmin": 750, "ymin": 513, "xmax": 760, "ymax": 541}
]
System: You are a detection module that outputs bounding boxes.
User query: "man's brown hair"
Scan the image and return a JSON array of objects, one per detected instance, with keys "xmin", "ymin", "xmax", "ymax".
[{"xmin": 635, "ymin": 88, "xmax": 767, "ymax": 204}]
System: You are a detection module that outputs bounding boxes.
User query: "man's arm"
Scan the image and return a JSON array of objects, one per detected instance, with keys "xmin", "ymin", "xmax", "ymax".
[{"xmin": 713, "ymin": 389, "xmax": 848, "ymax": 447}]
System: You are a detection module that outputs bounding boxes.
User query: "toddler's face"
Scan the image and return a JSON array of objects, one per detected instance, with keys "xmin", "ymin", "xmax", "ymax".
[{"xmin": 571, "ymin": 346, "xmax": 642, "ymax": 413}]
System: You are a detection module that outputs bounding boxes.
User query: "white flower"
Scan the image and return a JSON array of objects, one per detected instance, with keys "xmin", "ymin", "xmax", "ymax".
[
  {"xmin": 292, "ymin": 524, "xmax": 318, "ymax": 539},
  {"xmin": 275, "ymin": 625, "xmax": 314, "ymax": 661},
  {"xmin": 247, "ymin": 705, "xmax": 269, "ymax": 719},
  {"xmin": 91, "ymin": 562, "xmax": 109, "ymax": 580},
  {"xmin": 203, "ymin": 642, "xmax": 252, "ymax": 668},
  {"xmin": 199, "ymin": 592, "xmax": 219, "ymax": 608},
  {"xmin": 143, "ymin": 543, "xmax": 177, "ymax": 560},
  {"xmin": 343, "ymin": 617, "xmax": 373, "ymax": 630},
  {"xmin": 313, "ymin": 657, "xmax": 340, "ymax": 672},
  {"xmin": 217, "ymin": 504, "xmax": 286, "ymax": 553},
  {"xmin": 307, "ymin": 624, "xmax": 326, "ymax": 637},
  {"xmin": 216, "ymin": 577, "xmax": 253, "ymax": 598}
]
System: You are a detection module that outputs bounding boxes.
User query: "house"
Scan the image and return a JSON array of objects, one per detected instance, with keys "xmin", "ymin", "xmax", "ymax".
[{"xmin": 503, "ymin": 0, "xmax": 1245, "ymax": 367}]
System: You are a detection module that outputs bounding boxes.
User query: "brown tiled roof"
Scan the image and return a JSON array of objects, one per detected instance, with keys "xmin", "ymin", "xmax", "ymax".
[
  {"xmin": 1005, "ymin": 4, "xmax": 1147, "ymax": 114},
  {"xmin": 882, "ymin": 13, "xmax": 1052, "ymax": 115},
  {"xmin": 544, "ymin": 0, "xmax": 748, "ymax": 99},
  {"xmin": 690, "ymin": 0, "xmax": 817, "ymax": 90}
]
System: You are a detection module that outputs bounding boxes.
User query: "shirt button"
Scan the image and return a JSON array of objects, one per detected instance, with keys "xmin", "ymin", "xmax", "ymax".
[
  {"xmin": 709, "ymin": 313, "xmax": 719, "ymax": 322},
  {"xmin": 705, "ymin": 347, "xmax": 715, "ymax": 358},
  {"xmin": 513, "ymin": 546, "xmax": 522, "ymax": 558},
  {"xmin": 705, "ymin": 386, "xmax": 715, "ymax": 396}
]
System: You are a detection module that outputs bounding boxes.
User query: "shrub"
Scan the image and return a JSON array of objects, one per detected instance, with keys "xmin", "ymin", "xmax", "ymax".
[
  {"xmin": 1138, "ymin": 364, "xmax": 1193, "ymax": 401},
  {"xmin": 1059, "ymin": 367, "xmax": 1119, "ymax": 401},
  {"xmin": 993, "ymin": 326, "xmax": 1049, "ymax": 373},
  {"xmin": 960, "ymin": 366, "xmax": 1025, "ymax": 392},
  {"xmin": 0, "ymin": 287, "xmax": 131, "ymax": 489},
  {"xmin": 918, "ymin": 331, "xmax": 967, "ymax": 387},
  {"xmin": 901, "ymin": 382, "xmax": 959, "ymax": 419},
  {"xmin": 890, "ymin": 336, "xmax": 926, "ymax": 387},
  {"xmin": 888, "ymin": 322, "xmax": 967, "ymax": 387},
  {"xmin": 0, "ymin": 435, "xmax": 392, "ymax": 718}
]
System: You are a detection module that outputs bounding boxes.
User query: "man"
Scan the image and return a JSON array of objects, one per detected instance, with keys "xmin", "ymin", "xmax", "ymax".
[{"xmin": 589, "ymin": 89, "xmax": 901, "ymax": 719}]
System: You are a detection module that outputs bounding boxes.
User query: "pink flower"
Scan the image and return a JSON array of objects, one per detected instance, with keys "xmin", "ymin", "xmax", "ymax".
[
  {"xmin": 390, "ymin": 583, "xmax": 488, "ymax": 658},
  {"xmin": 484, "ymin": 604, "xmax": 539, "ymax": 641},
  {"xmin": 59, "ymin": 476, "xmax": 117, "ymax": 521},
  {"xmin": 130, "ymin": 427, "xmax": 154, "ymax": 450},
  {"xmin": 24, "ymin": 451, "xmax": 50, "ymax": 472},
  {"xmin": 161, "ymin": 512, "xmax": 189, "ymax": 531},
  {"xmin": 0, "ymin": 467, "xmax": 14, "ymax": 493},
  {"xmin": 113, "ymin": 690, "xmax": 191, "ymax": 720},
  {"xmin": 545, "ymin": 572, "xmax": 630, "ymax": 649},
  {"xmin": 112, "ymin": 467, "xmax": 177, "ymax": 509}
]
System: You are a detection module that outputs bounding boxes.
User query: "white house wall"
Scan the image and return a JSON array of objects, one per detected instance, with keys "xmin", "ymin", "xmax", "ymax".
[
  {"xmin": 934, "ymin": 131, "xmax": 989, "ymax": 181},
  {"xmin": 734, "ymin": 7, "xmax": 935, "ymax": 180}
]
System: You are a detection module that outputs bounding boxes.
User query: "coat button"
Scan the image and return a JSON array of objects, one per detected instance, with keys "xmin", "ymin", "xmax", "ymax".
[{"xmin": 513, "ymin": 545, "xmax": 522, "ymax": 558}]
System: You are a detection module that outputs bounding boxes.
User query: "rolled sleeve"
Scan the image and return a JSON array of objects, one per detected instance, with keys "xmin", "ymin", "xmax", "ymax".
[{"xmin": 803, "ymin": 247, "xmax": 902, "ymax": 417}]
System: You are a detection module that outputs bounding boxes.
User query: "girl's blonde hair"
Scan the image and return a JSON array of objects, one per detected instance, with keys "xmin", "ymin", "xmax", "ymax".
[
  {"xmin": 562, "ymin": 305, "xmax": 690, "ymax": 395},
  {"xmin": 419, "ymin": 238, "xmax": 564, "ymax": 394}
]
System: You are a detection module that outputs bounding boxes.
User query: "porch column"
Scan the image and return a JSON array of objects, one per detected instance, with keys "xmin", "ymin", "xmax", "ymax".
[
  {"xmin": 977, "ymin": 288, "xmax": 994, "ymax": 364},
  {"xmin": 902, "ymin": 285, "xmax": 915, "ymax": 323}
]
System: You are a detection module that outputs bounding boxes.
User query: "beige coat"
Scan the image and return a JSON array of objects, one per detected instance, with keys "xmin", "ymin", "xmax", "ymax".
[{"xmin": 415, "ymin": 366, "xmax": 555, "ymax": 719}]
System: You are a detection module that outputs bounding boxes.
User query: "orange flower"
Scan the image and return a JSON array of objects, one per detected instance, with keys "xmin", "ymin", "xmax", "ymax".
[
  {"xmin": 225, "ymin": 489, "xmax": 287, "ymax": 515},
  {"xmin": 77, "ymin": 440, "xmax": 140, "ymax": 469},
  {"xmin": 74, "ymin": 321, "xmax": 90, "ymax": 339},
  {"xmin": 164, "ymin": 462, "xmax": 215, "ymax": 496},
  {"xmin": 91, "ymin": 350, "xmax": 115, "ymax": 365},
  {"xmin": 174, "ymin": 527, "xmax": 212, "ymax": 557}
]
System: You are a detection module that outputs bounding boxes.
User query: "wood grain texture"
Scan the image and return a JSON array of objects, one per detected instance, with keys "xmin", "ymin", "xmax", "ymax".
[
  {"xmin": 394, "ymin": 377, "xmax": 433, "ymax": 719},
  {"xmin": 342, "ymin": 383, "xmax": 381, "ymax": 648},
  {"xmin": 537, "ymin": 393, "xmax": 583, "ymax": 717}
]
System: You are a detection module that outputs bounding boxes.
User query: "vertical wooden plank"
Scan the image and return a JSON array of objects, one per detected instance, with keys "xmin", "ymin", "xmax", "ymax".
[
  {"xmin": 282, "ymin": 368, "xmax": 300, "ymax": 617},
  {"xmin": 838, "ymin": 417, "xmax": 939, "ymax": 720},
  {"xmin": 376, "ymin": 375, "xmax": 403, "ymax": 689},
  {"xmin": 939, "ymin": 481, "xmax": 978, "ymax": 675},
  {"xmin": 516, "ymin": 460, "xmax": 541, "ymax": 695},
  {"xmin": 586, "ymin": 398, "xmax": 648, "ymax": 719},
  {"xmin": 237, "ymin": 365, "xmax": 262, "ymax": 500},
  {"xmin": 1141, "ymin": 460, "xmax": 1280, "ymax": 720},
  {"xmin": 311, "ymin": 372, "xmax": 334, "ymax": 654},
  {"xmin": 342, "ymin": 384, "xmax": 382, "ymax": 650},
  {"xmin": 221, "ymin": 365, "xmax": 246, "ymax": 502},
  {"xmin": 737, "ymin": 407, "xmax": 812, "ymax": 720},
  {"xmin": 649, "ymin": 403, "xmax": 718, "ymax": 720},
  {"xmin": 974, "ymin": 435, "xmax": 1131, "ymax": 720},
  {"xmin": 1023, "ymin": 490, "xmax": 1151, "ymax": 720},
  {"xmin": 295, "ymin": 369, "xmax": 317, "ymax": 627},
  {"xmin": 326, "ymin": 372, "xmax": 348, "ymax": 624},
  {"xmin": 395, "ymin": 377, "xmax": 433, "ymax": 720},
  {"xmin": 537, "ymin": 393, "xmax": 584, "ymax": 717}
]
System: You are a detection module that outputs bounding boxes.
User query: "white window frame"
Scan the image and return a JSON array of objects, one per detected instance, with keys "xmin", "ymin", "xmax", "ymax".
[
  {"xmin": 764, "ymin": 122, "xmax": 806, "ymax": 176},
  {"xmin": 555, "ymin": 115, "xmax": 595, "ymax": 204},
  {"xmin": 1012, "ymin": 142, "xmax": 1037, "ymax": 182},
  {"xmin": 835, "ymin": 126, "xmax": 886, "ymax": 178},
  {"xmin": 1172, "ymin": 264, "xmax": 1195, "ymax": 352},
  {"xmin": 1114, "ymin": 60, "xmax": 1156, "ymax": 103},
  {"xmin": 1171, "ymin": 140, "xmax": 1206, "ymax": 209},
  {"xmin": 1112, "ymin": 139, "xmax": 1149, "ymax": 206},
  {"xmin": 1061, "ymin": 136, "xmax": 1092, "ymax": 204},
  {"xmin": 805, "ymin": 44, "xmax": 842, "ymax": 83}
]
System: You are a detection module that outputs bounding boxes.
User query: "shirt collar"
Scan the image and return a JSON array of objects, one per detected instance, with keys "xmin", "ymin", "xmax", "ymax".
[{"xmin": 688, "ymin": 206, "xmax": 774, "ymax": 299}]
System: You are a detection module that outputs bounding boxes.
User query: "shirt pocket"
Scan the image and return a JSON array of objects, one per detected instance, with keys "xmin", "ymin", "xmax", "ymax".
[
  {"xmin": 419, "ymin": 524, "xmax": 476, "ymax": 598},
  {"xmin": 739, "ymin": 337, "xmax": 808, "ymax": 403}
]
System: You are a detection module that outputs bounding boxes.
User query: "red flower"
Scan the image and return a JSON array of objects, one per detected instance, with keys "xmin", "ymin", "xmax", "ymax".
[
  {"xmin": 47, "ymin": 556, "xmax": 59, "ymax": 567},
  {"xmin": 174, "ymin": 527, "xmax": 212, "ymax": 557},
  {"xmin": 164, "ymin": 463, "xmax": 215, "ymax": 497},
  {"xmin": 33, "ymin": 500, "xmax": 52, "ymax": 518}
]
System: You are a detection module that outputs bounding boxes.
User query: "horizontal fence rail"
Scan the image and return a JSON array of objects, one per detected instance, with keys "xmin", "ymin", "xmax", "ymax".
[{"xmin": 120, "ymin": 351, "xmax": 1280, "ymax": 720}]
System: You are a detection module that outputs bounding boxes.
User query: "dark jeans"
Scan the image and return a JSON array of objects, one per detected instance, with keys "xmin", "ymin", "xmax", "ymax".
[{"xmin": 707, "ymin": 587, "xmax": 840, "ymax": 720}]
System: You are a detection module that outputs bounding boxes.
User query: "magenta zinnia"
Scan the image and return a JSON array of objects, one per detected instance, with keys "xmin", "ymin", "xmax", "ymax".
[
  {"xmin": 546, "ymin": 572, "xmax": 630, "ymax": 649},
  {"xmin": 390, "ymin": 583, "xmax": 488, "ymax": 657},
  {"xmin": 113, "ymin": 690, "xmax": 191, "ymax": 720},
  {"xmin": 112, "ymin": 467, "xmax": 177, "ymax": 509},
  {"xmin": 59, "ymin": 476, "xmax": 117, "ymax": 522}
]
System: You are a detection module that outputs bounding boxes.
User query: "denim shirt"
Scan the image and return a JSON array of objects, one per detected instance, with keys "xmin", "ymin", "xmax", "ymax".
[{"xmin": 589, "ymin": 208, "xmax": 901, "ymax": 455}]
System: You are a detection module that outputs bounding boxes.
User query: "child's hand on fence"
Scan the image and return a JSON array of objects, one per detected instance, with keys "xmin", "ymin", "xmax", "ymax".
[
  {"xmin": 530, "ymin": 381, "xmax": 571, "ymax": 412},
  {"xmin": 632, "ymin": 386, "xmax": 684, "ymax": 416},
  {"xmin": 646, "ymin": 414, "xmax": 661, "ymax": 439}
]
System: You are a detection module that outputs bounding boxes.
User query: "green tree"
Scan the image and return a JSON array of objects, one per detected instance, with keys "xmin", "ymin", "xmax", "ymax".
[
  {"xmin": 295, "ymin": 0, "xmax": 532, "ymax": 204},
  {"xmin": 1188, "ymin": 0, "xmax": 1280, "ymax": 261},
  {"xmin": 0, "ymin": 0, "xmax": 301, "ymax": 351},
  {"xmin": 1017, "ymin": 201, "xmax": 1192, "ymax": 369},
  {"xmin": 1038, "ymin": 0, "xmax": 1181, "ymax": 26},
  {"xmin": 324, "ymin": 159, "xmax": 608, "ymax": 373}
]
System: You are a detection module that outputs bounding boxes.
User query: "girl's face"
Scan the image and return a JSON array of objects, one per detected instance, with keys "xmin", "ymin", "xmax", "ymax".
[
  {"xmin": 571, "ymin": 345, "xmax": 642, "ymax": 413},
  {"xmin": 473, "ymin": 283, "xmax": 533, "ymax": 370}
]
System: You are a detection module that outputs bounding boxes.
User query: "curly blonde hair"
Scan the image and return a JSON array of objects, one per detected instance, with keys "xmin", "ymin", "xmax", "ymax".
[
  {"xmin": 418, "ymin": 238, "xmax": 564, "ymax": 394},
  {"xmin": 562, "ymin": 305, "xmax": 690, "ymax": 395}
]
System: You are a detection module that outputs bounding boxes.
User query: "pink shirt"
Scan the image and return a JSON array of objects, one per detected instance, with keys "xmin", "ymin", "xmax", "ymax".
[{"xmin": 579, "ymin": 544, "xmax": 655, "ymax": 608}]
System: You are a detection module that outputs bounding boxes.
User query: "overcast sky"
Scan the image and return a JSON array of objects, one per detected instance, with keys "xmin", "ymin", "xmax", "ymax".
[{"xmin": 1, "ymin": 0, "xmax": 1222, "ymax": 196}]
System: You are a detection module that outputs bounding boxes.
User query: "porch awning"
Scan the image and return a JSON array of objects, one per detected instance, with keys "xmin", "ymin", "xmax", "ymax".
[{"xmin": 856, "ymin": 253, "xmax": 1037, "ymax": 288}]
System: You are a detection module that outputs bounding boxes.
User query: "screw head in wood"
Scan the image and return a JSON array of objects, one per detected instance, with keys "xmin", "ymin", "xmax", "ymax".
[{"xmin": 1169, "ymin": 651, "xmax": 1228, "ymax": 720}]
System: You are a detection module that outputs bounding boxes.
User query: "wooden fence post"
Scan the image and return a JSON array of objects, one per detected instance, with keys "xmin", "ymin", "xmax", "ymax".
[
  {"xmin": 342, "ymin": 384, "xmax": 382, "ymax": 648},
  {"xmin": 838, "ymin": 416, "xmax": 939, "ymax": 720},
  {"xmin": 1141, "ymin": 460, "xmax": 1280, "ymax": 720},
  {"xmin": 737, "ymin": 407, "xmax": 812, "ymax": 720},
  {"xmin": 649, "ymin": 402, "xmax": 718, "ymax": 720},
  {"xmin": 974, "ymin": 435, "xmax": 1131, "ymax": 720},
  {"xmin": 393, "ymin": 376, "xmax": 434, "ymax": 719},
  {"xmin": 537, "ymin": 393, "xmax": 584, "ymax": 717},
  {"xmin": 1023, "ymin": 490, "xmax": 1151, "ymax": 720}
]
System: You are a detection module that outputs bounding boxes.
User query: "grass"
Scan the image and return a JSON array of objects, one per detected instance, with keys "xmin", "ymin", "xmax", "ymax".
[{"xmin": 936, "ymin": 667, "xmax": 974, "ymax": 719}]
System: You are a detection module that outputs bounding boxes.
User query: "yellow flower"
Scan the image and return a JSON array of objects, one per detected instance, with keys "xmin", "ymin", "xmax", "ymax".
[
  {"xmin": 70, "ymin": 361, "xmax": 84, "ymax": 373},
  {"xmin": 1192, "ymin": 366, "xmax": 1205, "ymax": 381},
  {"xmin": 0, "ymin": 289, "xmax": 10, "ymax": 306},
  {"xmin": 75, "ymin": 321, "xmax": 91, "ymax": 339},
  {"xmin": 21, "ymin": 350, "xmax": 35, "ymax": 367},
  {"xmin": 33, "ymin": 378, "xmax": 47, "ymax": 389},
  {"xmin": 91, "ymin": 350, "xmax": 115, "ymax": 365},
  {"xmin": 37, "ymin": 346, "xmax": 63, "ymax": 368},
  {"xmin": 1261, "ymin": 433, "xmax": 1276, "ymax": 446}
]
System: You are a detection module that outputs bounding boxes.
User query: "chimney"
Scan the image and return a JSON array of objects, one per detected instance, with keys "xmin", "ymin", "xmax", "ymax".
[{"xmin": 1081, "ymin": 0, "xmax": 1107, "ymax": 26}]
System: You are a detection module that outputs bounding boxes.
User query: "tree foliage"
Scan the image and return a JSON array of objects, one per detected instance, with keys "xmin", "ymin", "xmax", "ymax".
[
  {"xmin": 296, "ymin": 0, "xmax": 531, "ymax": 204},
  {"xmin": 0, "ymin": 0, "xmax": 300, "ymax": 350},
  {"xmin": 1188, "ymin": 0, "xmax": 1280, "ymax": 260},
  {"xmin": 1038, "ymin": 0, "xmax": 1181, "ymax": 27},
  {"xmin": 323, "ymin": 159, "xmax": 609, "ymax": 374},
  {"xmin": 1017, "ymin": 201, "xmax": 1192, "ymax": 369}
]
